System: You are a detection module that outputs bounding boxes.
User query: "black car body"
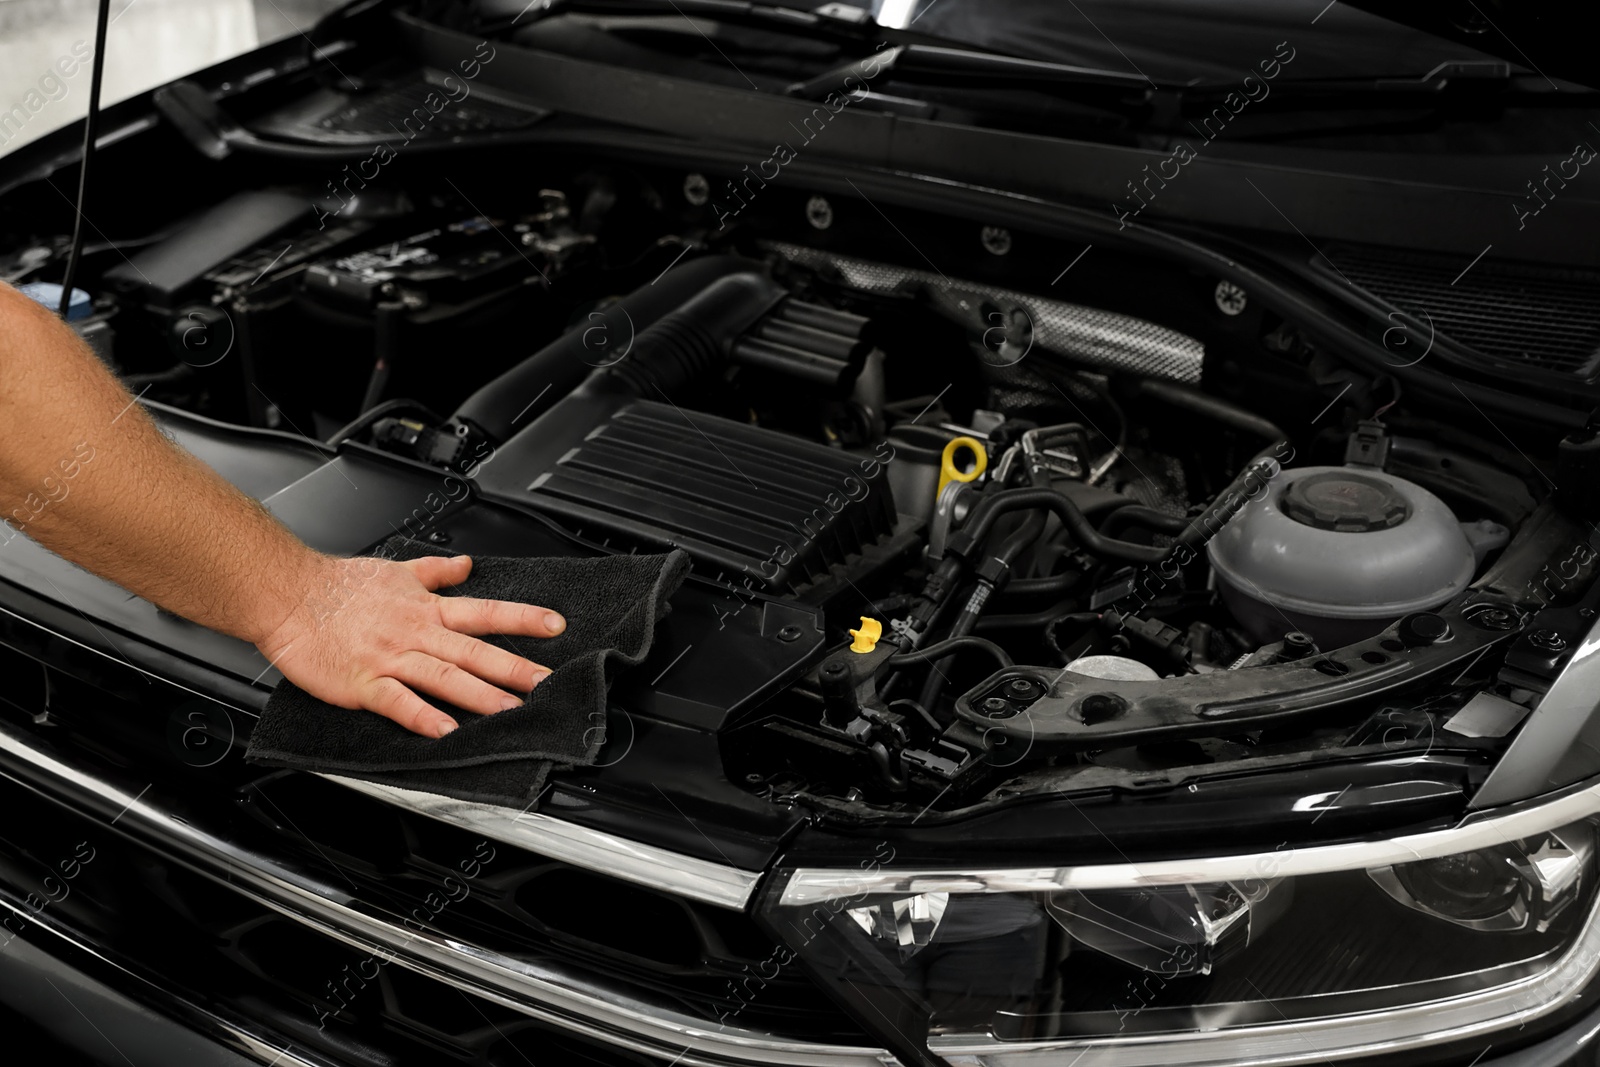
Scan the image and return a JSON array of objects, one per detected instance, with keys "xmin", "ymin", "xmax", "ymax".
[{"xmin": 3, "ymin": 1, "xmax": 1600, "ymax": 1064}]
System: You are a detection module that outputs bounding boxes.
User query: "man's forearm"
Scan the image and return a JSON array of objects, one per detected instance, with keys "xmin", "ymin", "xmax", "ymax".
[
  {"xmin": 1, "ymin": 282, "xmax": 564, "ymax": 737},
  {"xmin": 0, "ymin": 283, "xmax": 321, "ymax": 643}
]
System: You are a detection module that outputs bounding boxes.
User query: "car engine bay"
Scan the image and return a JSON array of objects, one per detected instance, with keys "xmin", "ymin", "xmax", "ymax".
[{"xmin": 3, "ymin": 157, "xmax": 1592, "ymax": 827}]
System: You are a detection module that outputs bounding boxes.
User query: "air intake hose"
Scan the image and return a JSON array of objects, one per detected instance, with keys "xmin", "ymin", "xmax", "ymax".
[
  {"xmin": 604, "ymin": 272, "xmax": 785, "ymax": 399},
  {"xmin": 452, "ymin": 254, "xmax": 762, "ymax": 442},
  {"xmin": 469, "ymin": 271, "xmax": 788, "ymax": 495}
]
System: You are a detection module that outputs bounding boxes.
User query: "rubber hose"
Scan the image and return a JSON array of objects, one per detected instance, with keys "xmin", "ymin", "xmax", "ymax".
[
  {"xmin": 607, "ymin": 272, "xmax": 784, "ymax": 398},
  {"xmin": 1100, "ymin": 503, "xmax": 1190, "ymax": 539},
  {"xmin": 1004, "ymin": 572, "xmax": 1085, "ymax": 596},
  {"xmin": 977, "ymin": 604, "xmax": 1097, "ymax": 631},
  {"xmin": 1133, "ymin": 379, "xmax": 1286, "ymax": 442},
  {"xmin": 452, "ymin": 254, "xmax": 756, "ymax": 440},
  {"xmin": 892, "ymin": 635, "xmax": 1014, "ymax": 670},
  {"xmin": 954, "ymin": 488, "xmax": 1170, "ymax": 564}
]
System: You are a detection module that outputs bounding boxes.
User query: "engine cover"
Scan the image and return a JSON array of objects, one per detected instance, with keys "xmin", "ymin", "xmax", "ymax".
[
  {"xmin": 469, "ymin": 268, "xmax": 904, "ymax": 594},
  {"xmin": 511, "ymin": 399, "xmax": 900, "ymax": 592}
]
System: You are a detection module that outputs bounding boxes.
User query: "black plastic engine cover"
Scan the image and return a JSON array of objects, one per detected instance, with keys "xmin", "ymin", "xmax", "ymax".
[
  {"xmin": 469, "ymin": 269, "xmax": 903, "ymax": 592},
  {"xmin": 519, "ymin": 399, "xmax": 897, "ymax": 590}
]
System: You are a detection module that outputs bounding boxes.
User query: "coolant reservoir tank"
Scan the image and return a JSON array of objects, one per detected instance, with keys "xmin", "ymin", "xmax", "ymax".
[{"xmin": 1207, "ymin": 465, "xmax": 1476, "ymax": 648}]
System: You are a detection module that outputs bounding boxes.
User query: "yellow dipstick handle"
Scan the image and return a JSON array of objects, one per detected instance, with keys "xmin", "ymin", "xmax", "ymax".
[
  {"xmin": 937, "ymin": 436, "xmax": 988, "ymax": 499},
  {"xmin": 848, "ymin": 616, "xmax": 883, "ymax": 653}
]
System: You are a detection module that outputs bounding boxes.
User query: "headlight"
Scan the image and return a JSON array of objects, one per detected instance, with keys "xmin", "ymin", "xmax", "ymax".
[
  {"xmin": 1371, "ymin": 823, "xmax": 1592, "ymax": 933},
  {"xmin": 761, "ymin": 784, "xmax": 1600, "ymax": 1067}
]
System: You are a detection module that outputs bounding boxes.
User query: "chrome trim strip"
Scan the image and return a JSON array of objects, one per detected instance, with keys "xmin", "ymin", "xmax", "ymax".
[
  {"xmin": 779, "ymin": 774, "xmax": 1600, "ymax": 906},
  {"xmin": 321, "ymin": 775, "xmax": 761, "ymax": 911},
  {"xmin": 1472, "ymin": 611, "xmax": 1600, "ymax": 808},
  {"xmin": 0, "ymin": 724, "xmax": 899, "ymax": 1067},
  {"xmin": 230, "ymin": 1032, "xmax": 328, "ymax": 1067},
  {"xmin": 928, "ymin": 875, "xmax": 1600, "ymax": 1066}
]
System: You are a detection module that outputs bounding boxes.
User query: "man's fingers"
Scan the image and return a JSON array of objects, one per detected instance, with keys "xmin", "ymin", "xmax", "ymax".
[
  {"xmin": 392, "ymin": 651, "xmax": 522, "ymax": 716},
  {"xmin": 402, "ymin": 554, "xmax": 473, "ymax": 591},
  {"xmin": 364, "ymin": 676, "xmax": 458, "ymax": 738},
  {"xmin": 427, "ymin": 629, "xmax": 549, "ymax": 692},
  {"xmin": 438, "ymin": 596, "xmax": 566, "ymax": 638}
]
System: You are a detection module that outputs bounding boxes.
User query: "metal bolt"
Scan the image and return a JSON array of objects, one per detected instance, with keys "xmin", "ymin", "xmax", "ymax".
[
  {"xmin": 1004, "ymin": 678, "xmax": 1040, "ymax": 699},
  {"xmin": 981, "ymin": 697, "xmax": 1012, "ymax": 716},
  {"xmin": 806, "ymin": 195, "xmax": 834, "ymax": 230},
  {"xmin": 1214, "ymin": 280, "xmax": 1248, "ymax": 316},
  {"xmin": 1281, "ymin": 631, "xmax": 1315, "ymax": 659},
  {"xmin": 981, "ymin": 226, "xmax": 1012, "ymax": 256},
  {"xmin": 1529, "ymin": 628, "xmax": 1569, "ymax": 652},
  {"xmin": 683, "ymin": 173, "xmax": 710, "ymax": 206},
  {"xmin": 776, "ymin": 625, "xmax": 802, "ymax": 642},
  {"xmin": 426, "ymin": 530, "xmax": 451, "ymax": 545},
  {"xmin": 1469, "ymin": 607, "xmax": 1517, "ymax": 631}
]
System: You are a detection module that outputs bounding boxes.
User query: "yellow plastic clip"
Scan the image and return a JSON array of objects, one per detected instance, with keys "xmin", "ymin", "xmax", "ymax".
[
  {"xmin": 848, "ymin": 616, "xmax": 883, "ymax": 654},
  {"xmin": 937, "ymin": 436, "xmax": 988, "ymax": 500}
]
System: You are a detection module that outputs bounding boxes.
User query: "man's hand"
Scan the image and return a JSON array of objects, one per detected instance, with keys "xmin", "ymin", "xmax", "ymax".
[
  {"xmin": 255, "ymin": 554, "xmax": 566, "ymax": 738},
  {"xmin": 1, "ymin": 281, "xmax": 575, "ymax": 737}
]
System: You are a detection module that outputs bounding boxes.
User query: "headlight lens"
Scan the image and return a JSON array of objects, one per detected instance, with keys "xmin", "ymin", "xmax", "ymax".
[
  {"xmin": 1371, "ymin": 823, "xmax": 1592, "ymax": 932},
  {"xmin": 763, "ymin": 815, "xmax": 1600, "ymax": 1066}
]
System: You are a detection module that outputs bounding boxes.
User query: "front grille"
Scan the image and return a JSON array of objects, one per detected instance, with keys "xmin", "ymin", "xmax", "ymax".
[
  {"xmin": 245, "ymin": 773, "xmax": 857, "ymax": 1039},
  {"xmin": 0, "ymin": 642, "xmax": 870, "ymax": 1061},
  {"xmin": 1319, "ymin": 243, "xmax": 1600, "ymax": 379},
  {"xmin": 0, "ymin": 776, "xmax": 668, "ymax": 1066}
]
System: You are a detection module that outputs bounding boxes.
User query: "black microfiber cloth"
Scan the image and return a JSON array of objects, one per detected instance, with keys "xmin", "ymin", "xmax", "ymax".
[{"xmin": 246, "ymin": 539, "xmax": 691, "ymax": 808}]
